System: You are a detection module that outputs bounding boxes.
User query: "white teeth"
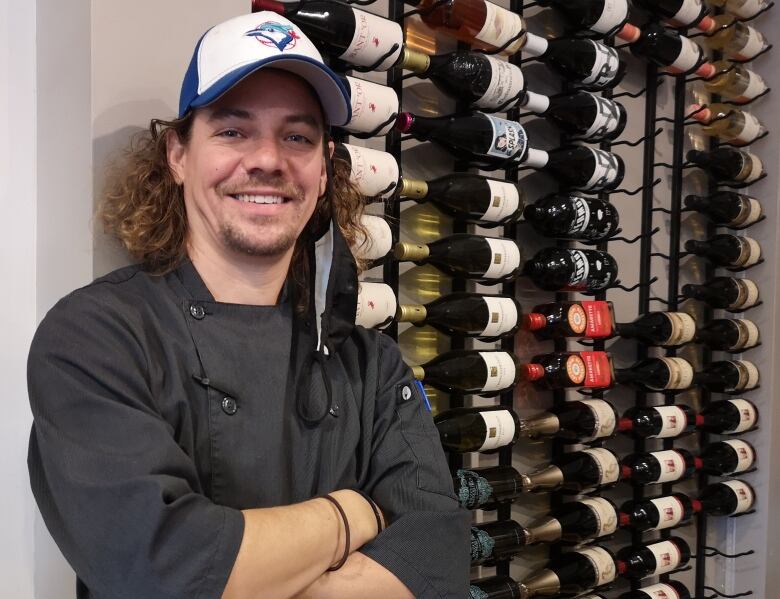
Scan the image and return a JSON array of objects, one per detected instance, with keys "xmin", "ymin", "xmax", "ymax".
[{"xmin": 234, "ymin": 194, "xmax": 285, "ymax": 204}]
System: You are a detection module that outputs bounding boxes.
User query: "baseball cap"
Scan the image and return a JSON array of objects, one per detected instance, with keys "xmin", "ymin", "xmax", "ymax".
[{"xmin": 178, "ymin": 12, "xmax": 351, "ymax": 126}]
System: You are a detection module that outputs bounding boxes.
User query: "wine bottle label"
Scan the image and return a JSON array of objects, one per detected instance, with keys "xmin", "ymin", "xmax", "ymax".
[
  {"xmin": 480, "ymin": 297, "xmax": 519, "ymax": 337},
  {"xmin": 582, "ymin": 351, "xmax": 613, "ymax": 388},
  {"xmin": 731, "ymin": 0, "xmax": 765, "ymax": 18},
  {"xmin": 731, "ymin": 113, "xmax": 763, "ymax": 145},
  {"xmin": 736, "ymin": 71, "xmax": 767, "ymax": 104},
  {"xmin": 667, "ymin": 36, "xmax": 702, "ymax": 74},
  {"xmin": 721, "ymin": 480, "xmax": 755, "ymax": 514},
  {"xmin": 734, "ymin": 236, "xmax": 761, "ymax": 267},
  {"xmin": 577, "ymin": 546, "xmax": 618, "ymax": 587},
  {"xmin": 469, "ymin": 586, "xmax": 489, "ymax": 599},
  {"xmin": 725, "ymin": 399, "xmax": 758, "ymax": 433},
  {"xmin": 474, "ymin": 2, "xmax": 525, "ymax": 49},
  {"xmin": 478, "ymin": 409, "xmax": 517, "ymax": 450},
  {"xmin": 583, "ymin": 447, "xmax": 621, "ymax": 486},
  {"xmin": 567, "ymin": 303, "xmax": 588, "ymax": 334},
  {"xmin": 567, "ymin": 250, "xmax": 591, "ymax": 286},
  {"xmin": 671, "ymin": 0, "xmax": 704, "ymax": 26},
  {"xmin": 743, "ymin": 153, "xmax": 764, "ymax": 183},
  {"xmin": 456, "ymin": 469, "xmax": 495, "ymax": 508},
  {"xmin": 354, "ymin": 215, "xmax": 392, "ymax": 260},
  {"xmin": 648, "ymin": 540, "xmax": 684, "ymax": 575},
  {"xmin": 666, "ymin": 312, "xmax": 697, "ymax": 345},
  {"xmin": 565, "ymin": 196, "xmax": 592, "ymax": 234},
  {"xmin": 732, "ymin": 197, "xmax": 763, "ymax": 227},
  {"xmin": 648, "ymin": 496, "xmax": 686, "ymax": 530},
  {"xmin": 339, "ymin": 8, "xmax": 403, "ymax": 70},
  {"xmin": 479, "ymin": 352, "xmax": 517, "ymax": 393},
  {"xmin": 482, "ymin": 180, "xmax": 521, "ymax": 222},
  {"xmin": 736, "ymin": 359, "xmax": 760, "ymax": 390},
  {"xmin": 653, "ymin": 450, "xmax": 688, "ymax": 483},
  {"xmin": 475, "ymin": 56, "xmax": 525, "ymax": 109},
  {"xmin": 580, "ymin": 497, "xmax": 619, "ymax": 536},
  {"xmin": 470, "ymin": 528, "xmax": 495, "ymax": 562},
  {"xmin": 636, "ymin": 582, "xmax": 683, "ymax": 599},
  {"xmin": 342, "ymin": 144, "xmax": 399, "ymax": 198},
  {"xmin": 355, "ymin": 282, "xmax": 396, "ymax": 329},
  {"xmin": 580, "ymin": 95, "xmax": 623, "ymax": 140},
  {"xmin": 483, "ymin": 238, "xmax": 521, "ymax": 279},
  {"xmin": 580, "ymin": 399, "xmax": 618, "ymax": 440},
  {"xmin": 591, "ymin": 0, "xmax": 629, "ymax": 33},
  {"xmin": 583, "ymin": 301, "xmax": 614, "ymax": 338},
  {"xmin": 723, "ymin": 439, "xmax": 755, "ymax": 472},
  {"xmin": 343, "ymin": 76, "xmax": 399, "ymax": 136},
  {"xmin": 582, "ymin": 148, "xmax": 621, "ymax": 191},
  {"xmin": 734, "ymin": 27, "xmax": 765, "ymax": 61},
  {"xmin": 652, "ymin": 405, "xmax": 689, "ymax": 439},
  {"xmin": 731, "ymin": 319, "xmax": 760, "ymax": 350},
  {"xmin": 581, "ymin": 40, "xmax": 621, "ymax": 87},
  {"xmin": 565, "ymin": 354, "xmax": 587, "ymax": 385},
  {"xmin": 740, "ymin": 279, "xmax": 760, "ymax": 308},
  {"xmin": 485, "ymin": 115, "xmax": 528, "ymax": 160},
  {"xmin": 648, "ymin": 357, "xmax": 693, "ymax": 390}
]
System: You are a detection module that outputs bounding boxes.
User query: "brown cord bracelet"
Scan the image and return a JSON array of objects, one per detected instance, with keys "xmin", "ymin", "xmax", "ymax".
[
  {"xmin": 352, "ymin": 488, "xmax": 384, "ymax": 534},
  {"xmin": 319, "ymin": 494, "xmax": 350, "ymax": 571}
]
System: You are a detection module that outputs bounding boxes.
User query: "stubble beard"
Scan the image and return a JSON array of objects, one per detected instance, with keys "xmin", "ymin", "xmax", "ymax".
[{"xmin": 220, "ymin": 218, "xmax": 299, "ymax": 257}]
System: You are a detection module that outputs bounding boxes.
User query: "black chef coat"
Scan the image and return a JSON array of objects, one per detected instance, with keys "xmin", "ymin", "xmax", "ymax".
[{"xmin": 27, "ymin": 258, "xmax": 470, "ymax": 599}]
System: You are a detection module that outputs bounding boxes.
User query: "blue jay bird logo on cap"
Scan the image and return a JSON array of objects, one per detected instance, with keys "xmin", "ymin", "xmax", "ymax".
[{"xmin": 245, "ymin": 21, "xmax": 299, "ymax": 51}]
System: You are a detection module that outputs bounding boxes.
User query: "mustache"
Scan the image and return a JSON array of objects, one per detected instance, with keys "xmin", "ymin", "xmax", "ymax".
[{"xmin": 218, "ymin": 175, "xmax": 304, "ymax": 200}]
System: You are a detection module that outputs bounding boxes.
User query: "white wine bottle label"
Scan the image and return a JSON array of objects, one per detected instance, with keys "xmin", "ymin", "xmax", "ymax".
[
  {"xmin": 591, "ymin": 0, "xmax": 629, "ymax": 33},
  {"xmin": 339, "ymin": 8, "xmax": 403, "ymax": 70},
  {"xmin": 652, "ymin": 405, "xmax": 689, "ymax": 439},
  {"xmin": 580, "ymin": 399, "xmax": 618, "ymax": 441},
  {"xmin": 583, "ymin": 447, "xmax": 621, "ymax": 485},
  {"xmin": 567, "ymin": 250, "xmax": 591, "ymax": 287},
  {"xmin": 649, "ymin": 496, "xmax": 686, "ymax": 530},
  {"xmin": 666, "ymin": 312, "xmax": 697, "ymax": 345},
  {"xmin": 648, "ymin": 540, "xmax": 683, "ymax": 575},
  {"xmin": 581, "ymin": 40, "xmax": 621, "ymax": 87},
  {"xmin": 580, "ymin": 497, "xmax": 619, "ymax": 536},
  {"xmin": 479, "ymin": 352, "xmax": 517, "ymax": 392},
  {"xmin": 734, "ymin": 26, "xmax": 766, "ymax": 61},
  {"xmin": 723, "ymin": 439, "xmax": 755, "ymax": 472},
  {"xmin": 636, "ymin": 583, "xmax": 683, "ymax": 599},
  {"xmin": 485, "ymin": 114, "xmax": 527, "ymax": 160},
  {"xmin": 737, "ymin": 70, "xmax": 767, "ymax": 103},
  {"xmin": 343, "ymin": 144, "xmax": 399, "ymax": 198},
  {"xmin": 722, "ymin": 480, "xmax": 755, "ymax": 514},
  {"xmin": 654, "ymin": 450, "xmax": 687, "ymax": 483},
  {"xmin": 580, "ymin": 95, "xmax": 623, "ymax": 140},
  {"xmin": 738, "ymin": 359, "xmax": 760, "ymax": 389},
  {"xmin": 480, "ymin": 297, "xmax": 519, "ymax": 337},
  {"xmin": 732, "ymin": 113, "xmax": 763, "ymax": 145},
  {"xmin": 582, "ymin": 148, "xmax": 621, "ymax": 191},
  {"xmin": 475, "ymin": 56, "xmax": 525, "ymax": 109},
  {"xmin": 474, "ymin": 2, "xmax": 525, "ymax": 49},
  {"xmin": 743, "ymin": 153, "xmax": 764, "ymax": 183},
  {"xmin": 483, "ymin": 237, "xmax": 521, "ymax": 280},
  {"xmin": 737, "ymin": 198, "xmax": 763, "ymax": 227},
  {"xmin": 567, "ymin": 197, "xmax": 592, "ymax": 234},
  {"xmin": 354, "ymin": 215, "xmax": 392, "ymax": 260},
  {"xmin": 355, "ymin": 282, "xmax": 396, "ymax": 329},
  {"xmin": 577, "ymin": 547, "xmax": 618, "ymax": 587},
  {"xmin": 343, "ymin": 76, "xmax": 399, "ymax": 136},
  {"xmin": 482, "ymin": 179, "xmax": 521, "ymax": 222},
  {"xmin": 733, "ymin": 319, "xmax": 760, "ymax": 350},
  {"xmin": 477, "ymin": 409, "xmax": 517, "ymax": 450},
  {"xmin": 733, "ymin": 278, "xmax": 760, "ymax": 309},
  {"xmin": 671, "ymin": 0, "xmax": 704, "ymax": 26},
  {"xmin": 668, "ymin": 36, "xmax": 702, "ymax": 74},
  {"xmin": 655, "ymin": 357, "xmax": 694, "ymax": 390},
  {"xmin": 736, "ymin": 236, "xmax": 762, "ymax": 267},
  {"xmin": 730, "ymin": 0, "xmax": 765, "ymax": 17},
  {"xmin": 725, "ymin": 399, "xmax": 758, "ymax": 433}
]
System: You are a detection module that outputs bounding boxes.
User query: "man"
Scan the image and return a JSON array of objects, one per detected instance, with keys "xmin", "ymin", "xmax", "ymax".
[{"xmin": 27, "ymin": 11, "xmax": 469, "ymax": 599}]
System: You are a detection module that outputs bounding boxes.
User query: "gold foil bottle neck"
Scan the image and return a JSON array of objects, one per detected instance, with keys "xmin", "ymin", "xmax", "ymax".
[
  {"xmin": 411, "ymin": 365, "xmax": 425, "ymax": 380},
  {"xmin": 518, "ymin": 568, "xmax": 560, "ymax": 598},
  {"xmin": 397, "ymin": 304, "xmax": 428, "ymax": 324},
  {"xmin": 394, "ymin": 242, "xmax": 431, "ymax": 261},
  {"xmin": 398, "ymin": 47, "xmax": 432, "ymax": 74},
  {"xmin": 523, "ymin": 517, "xmax": 563, "ymax": 545},
  {"xmin": 399, "ymin": 177, "xmax": 430, "ymax": 200}
]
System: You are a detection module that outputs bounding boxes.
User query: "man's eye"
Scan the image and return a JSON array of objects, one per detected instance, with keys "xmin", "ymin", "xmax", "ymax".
[
  {"xmin": 287, "ymin": 134, "xmax": 313, "ymax": 144},
  {"xmin": 218, "ymin": 129, "xmax": 242, "ymax": 138}
]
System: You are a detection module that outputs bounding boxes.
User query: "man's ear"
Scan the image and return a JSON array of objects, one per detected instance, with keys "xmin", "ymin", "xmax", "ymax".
[{"xmin": 166, "ymin": 128, "xmax": 187, "ymax": 185}]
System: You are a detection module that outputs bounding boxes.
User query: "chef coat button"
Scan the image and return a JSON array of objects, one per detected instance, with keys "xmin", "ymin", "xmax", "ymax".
[
  {"xmin": 221, "ymin": 396, "xmax": 237, "ymax": 415},
  {"xmin": 401, "ymin": 385, "xmax": 412, "ymax": 401},
  {"xmin": 189, "ymin": 304, "xmax": 206, "ymax": 320}
]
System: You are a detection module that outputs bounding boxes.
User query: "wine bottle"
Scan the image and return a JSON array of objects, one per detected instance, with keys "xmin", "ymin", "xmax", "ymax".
[
  {"xmin": 703, "ymin": 60, "xmax": 768, "ymax": 104},
  {"xmin": 700, "ymin": 439, "xmax": 756, "ymax": 475},
  {"xmin": 522, "ymin": 146, "xmax": 625, "ymax": 192},
  {"xmin": 619, "ymin": 493, "xmax": 700, "ymax": 532},
  {"xmin": 524, "ymin": 497, "xmax": 620, "ymax": 545},
  {"xmin": 699, "ymin": 479, "xmax": 756, "ymax": 515},
  {"xmin": 355, "ymin": 282, "xmax": 396, "ymax": 329},
  {"xmin": 521, "ymin": 90, "xmax": 628, "ymax": 141},
  {"xmin": 524, "ymin": 300, "xmax": 616, "ymax": 340},
  {"xmin": 614, "ymin": 357, "xmax": 695, "ymax": 392},
  {"xmin": 703, "ymin": 14, "xmax": 769, "ymax": 61},
  {"xmin": 435, "ymin": 406, "xmax": 520, "ymax": 452},
  {"xmin": 454, "ymin": 465, "xmax": 523, "ymax": 510},
  {"xmin": 536, "ymin": 0, "xmax": 630, "ymax": 37},
  {"xmin": 695, "ymin": 318, "xmax": 760, "ymax": 352},
  {"xmin": 523, "ymin": 351, "xmax": 614, "ymax": 390},
  {"xmin": 614, "ymin": 311, "xmax": 697, "ymax": 347},
  {"xmin": 469, "ymin": 576, "xmax": 522, "ymax": 599},
  {"xmin": 632, "ymin": 0, "xmax": 715, "ymax": 29},
  {"xmin": 699, "ymin": 398, "xmax": 758, "ymax": 434},
  {"xmin": 620, "ymin": 22, "xmax": 716, "ymax": 76},
  {"xmin": 618, "ymin": 537, "xmax": 691, "ymax": 578},
  {"xmin": 520, "ymin": 447, "xmax": 622, "ymax": 494},
  {"xmin": 471, "ymin": 520, "xmax": 526, "ymax": 565},
  {"xmin": 353, "ymin": 215, "xmax": 392, "ymax": 262},
  {"xmin": 520, "ymin": 399, "xmax": 619, "ymax": 443},
  {"xmin": 522, "ymin": 33, "xmax": 627, "ymax": 90},
  {"xmin": 415, "ymin": 350, "xmax": 520, "ymax": 395},
  {"xmin": 686, "ymin": 148, "xmax": 765, "ymax": 184},
  {"xmin": 681, "ymin": 276, "xmax": 760, "ymax": 311},
  {"xmin": 518, "ymin": 546, "xmax": 620, "ymax": 597},
  {"xmin": 333, "ymin": 142, "xmax": 399, "ymax": 198},
  {"xmin": 621, "ymin": 449, "xmax": 701, "ymax": 485},
  {"xmin": 338, "ymin": 75, "xmax": 398, "ymax": 136},
  {"xmin": 694, "ymin": 359, "xmax": 760, "ymax": 393},
  {"xmin": 397, "ymin": 292, "xmax": 520, "ymax": 340},
  {"xmin": 523, "ymin": 195, "xmax": 620, "ymax": 242},
  {"xmin": 523, "ymin": 248, "xmax": 619, "ymax": 291},
  {"xmin": 395, "ymin": 111, "xmax": 529, "ymax": 165},
  {"xmin": 618, "ymin": 582, "xmax": 692, "ymax": 599},
  {"xmin": 619, "ymin": 404, "xmax": 698, "ymax": 439},
  {"xmin": 252, "ymin": 0, "xmax": 403, "ymax": 70},
  {"xmin": 684, "ymin": 234, "xmax": 762, "ymax": 269},
  {"xmin": 398, "ymin": 173, "xmax": 524, "ymax": 227},
  {"xmin": 579, "ymin": 595, "xmax": 609, "ymax": 599},
  {"xmin": 394, "ymin": 234, "xmax": 522, "ymax": 283},
  {"xmin": 687, "ymin": 103, "xmax": 766, "ymax": 146},
  {"xmin": 684, "ymin": 191, "xmax": 763, "ymax": 228},
  {"xmin": 707, "ymin": 0, "xmax": 769, "ymax": 20}
]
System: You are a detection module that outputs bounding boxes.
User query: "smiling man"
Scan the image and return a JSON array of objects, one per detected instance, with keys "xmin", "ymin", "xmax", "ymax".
[{"xmin": 27, "ymin": 12, "xmax": 469, "ymax": 599}]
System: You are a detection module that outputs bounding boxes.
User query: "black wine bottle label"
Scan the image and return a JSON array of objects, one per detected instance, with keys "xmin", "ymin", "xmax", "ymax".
[
  {"xmin": 580, "ymin": 399, "xmax": 619, "ymax": 441},
  {"xmin": 568, "ymin": 250, "xmax": 592, "ymax": 286},
  {"xmin": 477, "ymin": 408, "xmax": 517, "ymax": 450},
  {"xmin": 565, "ymin": 196, "xmax": 592, "ymax": 234},
  {"xmin": 485, "ymin": 114, "xmax": 528, "ymax": 160},
  {"xmin": 580, "ymin": 95, "xmax": 625, "ymax": 139},
  {"xmin": 582, "ymin": 40, "xmax": 622, "ymax": 87},
  {"xmin": 590, "ymin": 0, "xmax": 629, "ymax": 33},
  {"xmin": 648, "ymin": 496, "xmax": 687, "ymax": 530},
  {"xmin": 722, "ymin": 439, "xmax": 755, "ymax": 473},
  {"xmin": 484, "ymin": 238, "xmax": 522, "ymax": 279},
  {"xmin": 580, "ymin": 497, "xmax": 620, "ymax": 537},
  {"xmin": 481, "ymin": 297, "xmax": 520, "ymax": 337},
  {"xmin": 578, "ymin": 546, "xmax": 619, "ymax": 587},
  {"xmin": 584, "ymin": 447, "xmax": 622, "ymax": 487},
  {"xmin": 647, "ymin": 540, "xmax": 684, "ymax": 575},
  {"xmin": 668, "ymin": 36, "xmax": 702, "ymax": 74},
  {"xmin": 637, "ymin": 582, "xmax": 685, "ymax": 598},
  {"xmin": 583, "ymin": 148, "xmax": 622, "ymax": 190},
  {"xmin": 343, "ymin": 76, "xmax": 399, "ymax": 135},
  {"xmin": 724, "ymin": 399, "xmax": 758, "ymax": 433},
  {"xmin": 471, "ymin": 528, "xmax": 496, "ymax": 563},
  {"xmin": 654, "ymin": 450, "xmax": 689, "ymax": 483},
  {"xmin": 482, "ymin": 179, "xmax": 522, "ymax": 222},
  {"xmin": 722, "ymin": 480, "xmax": 755, "ymax": 514},
  {"xmin": 339, "ymin": 8, "xmax": 403, "ymax": 69},
  {"xmin": 652, "ymin": 405, "xmax": 692, "ymax": 439},
  {"xmin": 474, "ymin": 55, "xmax": 525, "ymax": 109},
  {"xmin": 341, "ymin": 143, "xmax": 399, "ymax": 197}
]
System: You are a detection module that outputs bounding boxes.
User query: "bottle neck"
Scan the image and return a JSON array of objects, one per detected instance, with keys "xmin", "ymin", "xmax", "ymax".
[
  {"xmin": 398, "ymin": 177, "xmax": 429, "ymax": 200},
  {"xmin": 524, "ymin": 148, "xmax": 550, "ymax": 168},
  {"xmin": 397, "ymin": 47, "xmax": 431, "ymax": 74},
  {"xmin": 520, "ymin": 465, "xmax": 563, "ymax": 492},
  {"xmin": 519, "ymin": 412, "xmax": 560, "ymax": 438},
  {"xmin": 394, "ymin": 242, "xmax": 430, "ymax": 261},
  {"xmin": 522, "ymin": 91, "xmax": 551, "ymax": 114},
  {"xmin": 523, "ymin": 516, "xmax": 562, "ymax": 544},
  {"xmin": 396, "ymin": 304, "xmax": 427, "ymax": 324}
]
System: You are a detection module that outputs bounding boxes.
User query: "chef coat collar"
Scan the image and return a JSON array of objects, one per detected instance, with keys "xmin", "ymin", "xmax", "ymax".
[{"xmin": 174, "ymin": 257, "xmax": 290, "ymax": 305}]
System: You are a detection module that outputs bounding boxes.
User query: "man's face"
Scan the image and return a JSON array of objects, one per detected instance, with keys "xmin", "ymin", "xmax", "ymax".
[{"xmin": 168, "ymin": 68, "xmax": 331, "ymax": 261}]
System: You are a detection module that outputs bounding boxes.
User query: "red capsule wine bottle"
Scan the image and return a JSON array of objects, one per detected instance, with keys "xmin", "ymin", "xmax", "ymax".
[
  {"xmin": 621, "ymin": 449, "xmax": 701, "ymax": 485},
  {"xmin": 633, "ymin": 0, "xmax": 714, "ymax": 28},
  {"xmin": 435, "ymin": 406, "xmax": 521, "ymax": 452},
  {"xmin": 684, "ymin": 234, "xmax": 762, "ymax": 269},
  {"xmin": 522, "ymin": 351, "xmax": 614, "ymax": 390},
  {"xmin": 618, "ymin": 582, "xmax": 692, "ymax": 599},
  {"xmin": 394, "ymin": 234, "xmax": 522, "ymax": 284},
  {"xmin": 469, "ymin": 576, "xmax": 522, "ymax": 599},
  {"xmin": 517, "ymin": 546, "xmax": 620, "ymax": 597},
  {"xmin": 521, "ymin": 90, "xmax": 628, "ymax": 141},
  {"xmin": 619, "ymin": 493, "xmax": 700, "ymax": 532},
  {"xmin": 524, "ymin": 300, "xmax": 616, "ymax": 340},
  {"xmin": 686, "ymin": 148, "xmax": 765, "ymax": 184},
  {"xmin": 620, "ymin": 22, "xmax": 716, "ymax": 76},
  {"xmin": 398, "ymin": 173, "xmax": 524, "ymax": 227},
  {"xmin": 455, "ymin": 465, "xmax": 523, "ymax": 510},
  {"xmin": 520, "ymin": 398, "xmax": 619, "ymax": 443},
  {"xmin": 695, "ymin": 318, "xmax": 760, "ymax": 352},
  {"xmin": 694, "ymin": 359, "xmax": 759, "ymax": 393},
  {"xmin": 681, "ymin": 276, "xmax": 760, "ymax": 311},
  {"xmin": 522, "ymin": 146, "xmax": 625, "ymax": 192},
  {"xmin": 523, "ymin": 195, "xmax": 620, "ymax": 242},
  {"xmin": 520, "ymin": 447, "xmax": 622, "ymax": 494},
  {"xmin": 414, "ymin": 350, "xmax": 520, "ymax": 395},
  {"xmin": 699, "ymin": 398, "xmax": 758, "ymax": 434},
  {"xmin": 614, "ymin": 357, "xmax": 695, "ymax": 392},
  {"xmin": 618, "ymin": 537, "xmax": 691, "ymax": 578},
  {"xmin": 684, "ymin": 192, "xmax": 763, "ymax": 229},
  {"xmin": 471, "ymin": 520, "xmax": 526, "ymax": 565},
  {"xmin": 618, "ymin": 404, "xmax": 698, "ymax": 439},
  {"xmin": 524, "ymin": 497, "xmax": 620, "ymax": 545},
  {"xmin": 397, "ymin": 292, "xmax": 520, "ymax": 340},
  {"xmin": 699, "ymin": 479, "xmax": 756, "ymax": 515},
  {"xmin": 535, "ymin": 0, "xmax": 630, "ymax": 38},
  {"xmin": 523, "ymin": 248, "xmax": 619, "ymax": 292},
  {"xmin": 700, "ymin": 439, "xmax": 756, "ymax": 475}
]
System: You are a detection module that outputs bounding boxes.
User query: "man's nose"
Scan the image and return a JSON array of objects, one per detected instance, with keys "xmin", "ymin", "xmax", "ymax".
[{"xmin": 241, "ymin": 137, "xmax": 284, "ymax": 174}]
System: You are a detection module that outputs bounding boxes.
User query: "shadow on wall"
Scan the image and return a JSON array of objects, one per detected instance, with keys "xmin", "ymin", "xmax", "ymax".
[{"xmin": 34, "ymin": 513, "xmax": 75, "ymax": 599}]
